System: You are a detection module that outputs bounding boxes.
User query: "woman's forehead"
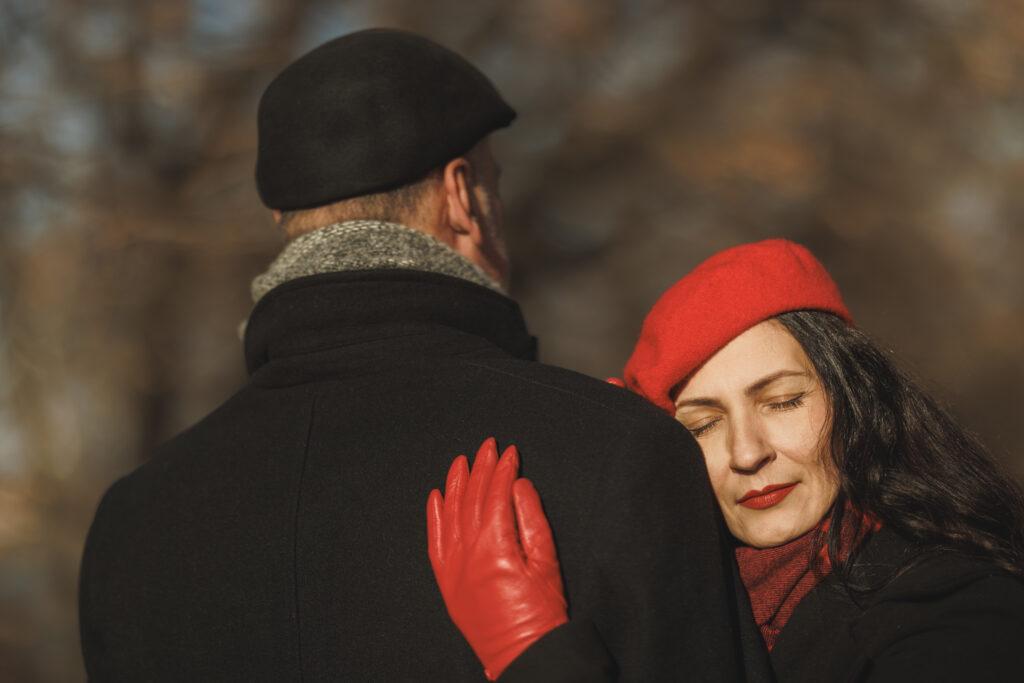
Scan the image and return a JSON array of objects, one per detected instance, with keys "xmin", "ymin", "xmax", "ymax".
[{"xmin": 677, "ymin": 320, "xmax": 816, "ymax": 399}]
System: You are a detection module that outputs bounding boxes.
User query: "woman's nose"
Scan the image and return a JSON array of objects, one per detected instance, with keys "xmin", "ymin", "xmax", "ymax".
[{"xmin": 728, "ymin": 415, "xmax": 775, "ymax": 473}]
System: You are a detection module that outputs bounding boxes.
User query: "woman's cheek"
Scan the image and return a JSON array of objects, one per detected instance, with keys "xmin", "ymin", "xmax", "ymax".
[{"xmin": 698, "ymin": 443, "xmax": 732, "ymax": 501}]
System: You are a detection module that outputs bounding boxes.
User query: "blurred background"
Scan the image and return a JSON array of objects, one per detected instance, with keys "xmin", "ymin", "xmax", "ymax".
[{"xmin": 2, "ymin": 0, "xmax": 1023, "ymax": 679}]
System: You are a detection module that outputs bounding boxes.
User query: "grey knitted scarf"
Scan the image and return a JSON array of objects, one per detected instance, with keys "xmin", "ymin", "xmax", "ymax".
[{"xmin": 250, "ymin": 220, "xmax": 504, "ymax": 304}]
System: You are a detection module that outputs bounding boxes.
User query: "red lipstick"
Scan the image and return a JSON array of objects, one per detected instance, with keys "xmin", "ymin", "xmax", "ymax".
[{"xmin": 738, "ymin": 482, "xmax": 797, "ymax": 510}]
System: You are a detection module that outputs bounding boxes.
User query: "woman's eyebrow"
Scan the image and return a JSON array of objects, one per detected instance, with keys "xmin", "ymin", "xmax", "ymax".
[
  {"xmin": 744, "ymin": 370, "xmax": 810, "ymax": 397},
  {"xmin": 675, "ymin": 396, "xmax": 723, "ymax": 409},
  {"xmin": 675, "ymin": 370, "xmax": 811, "ymax": 409}
]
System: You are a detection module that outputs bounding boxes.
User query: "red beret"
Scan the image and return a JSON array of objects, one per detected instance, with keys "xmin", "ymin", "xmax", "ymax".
[{"xmin": 623, "ymin": 239, "xmax": 853, "ymax": 413}]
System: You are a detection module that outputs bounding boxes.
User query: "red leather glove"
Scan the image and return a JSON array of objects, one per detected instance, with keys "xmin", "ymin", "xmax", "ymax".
[{"xmin": 427, "ymin": 438, "xmax": 568, "ymax": 680}]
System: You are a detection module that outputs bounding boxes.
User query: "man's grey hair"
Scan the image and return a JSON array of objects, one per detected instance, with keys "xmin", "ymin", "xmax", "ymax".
[{"xmin": 278, "ymin": 169, "xmax": 442, "ymax": 239}]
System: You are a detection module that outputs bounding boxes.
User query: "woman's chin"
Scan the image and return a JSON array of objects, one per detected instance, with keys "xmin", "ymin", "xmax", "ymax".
[{"xmin": 730, "ymin": 517, "xmax": 818, "ymax": 549}]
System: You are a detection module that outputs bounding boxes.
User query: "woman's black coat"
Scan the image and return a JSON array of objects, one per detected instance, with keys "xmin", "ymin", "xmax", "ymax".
[
  {"xmin": 770, "ymin": 527, "xmax": 1024, "ymax": 682},
  {"xmin": 503, "ymin": 527, "xmax": 1024, "ymax": 682}
]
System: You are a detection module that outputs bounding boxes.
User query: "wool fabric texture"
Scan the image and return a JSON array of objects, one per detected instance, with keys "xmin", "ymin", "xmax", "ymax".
[
  {"xmin": 250, "ymin": 220, "xmax": 503, "ymax": 304},
  {"xmin": 735, "ymin": 507, "xmax": 881, "ymax": 651},
  {"xmin": 256, "ymin": 28, "xmax": 516, "ymax": 210},
  {"xmin": 624, "ymin": 239, "xmax": 854, "ymax": 413}
]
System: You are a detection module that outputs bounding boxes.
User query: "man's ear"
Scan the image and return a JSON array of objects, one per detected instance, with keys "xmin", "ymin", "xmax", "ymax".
[{"xmin": 442, "ymin": 156, "xmax": 485, "ymax": 246}]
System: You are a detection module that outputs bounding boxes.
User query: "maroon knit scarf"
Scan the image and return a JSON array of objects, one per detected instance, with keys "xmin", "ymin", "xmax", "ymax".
[{"xmin": 735, "ymin": 509, "xmax": 880, "ymax": 650}]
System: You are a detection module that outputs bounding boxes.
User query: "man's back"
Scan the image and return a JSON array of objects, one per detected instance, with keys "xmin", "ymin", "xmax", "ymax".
[{"xmin": 80, "ymin": 270, "xmax": 765, "ymax": 682}]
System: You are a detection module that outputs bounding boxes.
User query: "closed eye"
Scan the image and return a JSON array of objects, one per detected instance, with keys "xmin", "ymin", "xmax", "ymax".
[
  {"xmin": 688, "ymin": 418, "xmax": 720, "ymax": 438},
  {"xmin": 768, "ymin": 394, "xmax": 805, "ymax": 411}
]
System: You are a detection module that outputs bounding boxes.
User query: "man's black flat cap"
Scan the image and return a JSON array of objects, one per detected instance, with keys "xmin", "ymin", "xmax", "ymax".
[{"xmin": 256, "ymin": 28, "xmax": 516, "ymax": 211}]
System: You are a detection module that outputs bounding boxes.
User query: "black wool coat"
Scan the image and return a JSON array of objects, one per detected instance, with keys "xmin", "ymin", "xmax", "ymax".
[
  {"xmin": 501, "ymin": 528, "xmax": 1024, "ymax": 683},
  {"xmin": 770, "ymin": 527, "xmax": 1024, "ymax": 683},
  {"xmin": 79, "ymin": 270, "xmax": 771, "ymax": 683}
]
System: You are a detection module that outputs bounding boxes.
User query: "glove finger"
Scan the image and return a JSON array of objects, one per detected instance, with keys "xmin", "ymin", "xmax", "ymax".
[
  {"xmin": 463, "ymin": 437, "xmax": 498, "ymax": 536},
  {"xmin": 513, "ymin": 478, "xmax": 565, "ymax": 595},
  {"xmin": 427, "ymin": 488, "xmax": 444, "ymax": 574},
  {"xmin": 442, "ymin": 455, "xmax": 469, "ymax": 551},
  {"xmin": 481, "ymin": 444, "xmax": 520, "ymax": 552}
]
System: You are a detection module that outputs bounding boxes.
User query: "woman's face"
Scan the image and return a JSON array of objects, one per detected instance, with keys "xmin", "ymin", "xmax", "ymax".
[{"xmin": 673, "ymin": 319, "xmax": 839, "ymax": 548}]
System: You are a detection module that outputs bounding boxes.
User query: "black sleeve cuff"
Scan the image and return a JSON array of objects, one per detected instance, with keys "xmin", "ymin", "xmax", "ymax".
[{"xmin": 497, "ymin": 621, "xmax": 617, "ymax": 683}]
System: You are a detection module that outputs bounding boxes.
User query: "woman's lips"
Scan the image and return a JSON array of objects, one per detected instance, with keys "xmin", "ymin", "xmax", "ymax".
[{"xmin": 738, "ymin": 482, "xmax": 798, "ymax": 510}]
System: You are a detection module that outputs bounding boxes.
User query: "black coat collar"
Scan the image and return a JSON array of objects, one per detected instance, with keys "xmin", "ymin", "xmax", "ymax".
[
  {"xmin": 243, "ymin": 269, "xmax": 537, "ymax": 375},
  {"xmin": 770, "ymin": 527, "xmax": 1020, "ymax": 682}
]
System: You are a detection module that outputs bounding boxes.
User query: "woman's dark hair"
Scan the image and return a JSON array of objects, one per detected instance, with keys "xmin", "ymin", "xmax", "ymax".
[{"xmin": 776, "ymin": 310, "xmax": 1024, "ymax": 580}]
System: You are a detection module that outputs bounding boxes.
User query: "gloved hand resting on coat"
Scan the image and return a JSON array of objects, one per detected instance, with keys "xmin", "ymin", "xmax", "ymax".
[{"xmin": 427, "ymin": 438, "xmax": 568, "ymax": 680}]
